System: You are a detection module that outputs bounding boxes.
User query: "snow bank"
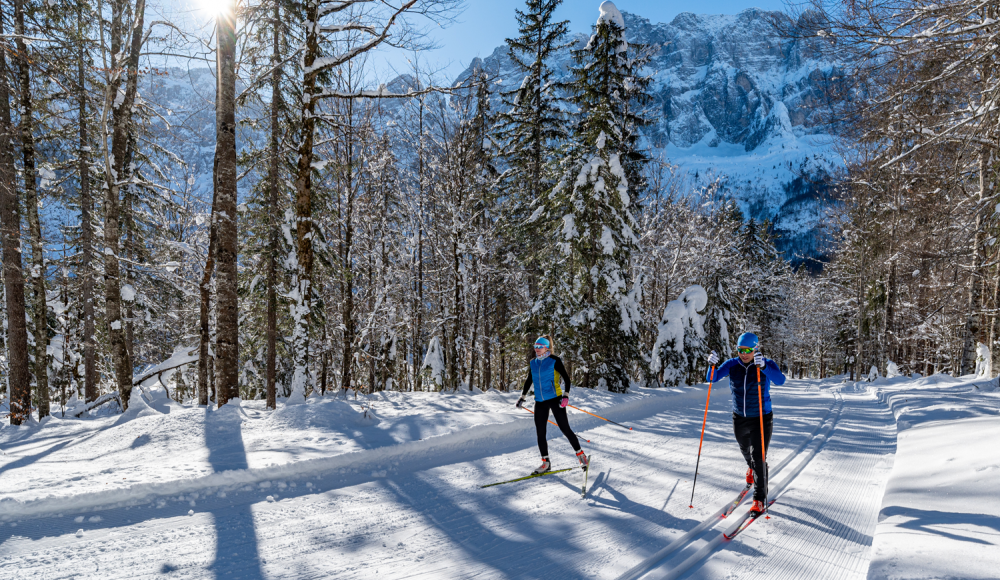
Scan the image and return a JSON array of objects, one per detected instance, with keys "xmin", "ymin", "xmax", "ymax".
[
  {"xmin": 866, "ymin": 373, "xmax": 1000, "ymax": 580},
  {"xmin": 0, "ymin": 386, "xmax": 687, "ymax": 521}
]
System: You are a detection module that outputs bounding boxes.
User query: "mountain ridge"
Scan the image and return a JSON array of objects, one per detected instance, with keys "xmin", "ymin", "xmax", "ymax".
[{"xmin": 457, "ymin": 7, "xmax": 847, "ymax": 266}]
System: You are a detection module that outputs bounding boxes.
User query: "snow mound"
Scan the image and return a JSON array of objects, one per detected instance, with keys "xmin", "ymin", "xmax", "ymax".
[
  {"xmin": 268, "ymin": 397, "xmax": 377, "ymax": 430},
  {"xmin": 597, "ymin": 1, "xmax": 625, "ymax": 28}
]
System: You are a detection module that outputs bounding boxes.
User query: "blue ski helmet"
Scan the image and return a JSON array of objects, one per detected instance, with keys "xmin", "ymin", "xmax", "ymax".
[{"xmin": 736, "ymin": 332, "xmax": 759, "ymax": 349}]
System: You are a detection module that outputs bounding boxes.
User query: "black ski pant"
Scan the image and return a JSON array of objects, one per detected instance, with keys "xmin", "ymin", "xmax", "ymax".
[
  {"xmin": 733, "ymin": 411, "xmax": 773, "ymax": 502},
  {"xmin": 534, "ymin": 397, "xmax": 582, "ymax": 458}
]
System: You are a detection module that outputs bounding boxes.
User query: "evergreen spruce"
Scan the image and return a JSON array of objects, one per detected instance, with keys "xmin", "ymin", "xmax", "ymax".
[
  {"xmin": 497, "ymin": 0, "xmax": 569, "ymax": 334},
  {"xmin": 534, "ymin": 3, "xmax": 652, "ymax": 392},
  {"xmin": 732, "ymin": 218, "xmax": 788, "ymax": 343}
]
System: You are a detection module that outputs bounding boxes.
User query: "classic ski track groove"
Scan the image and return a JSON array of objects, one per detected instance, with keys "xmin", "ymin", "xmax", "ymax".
[
  {"xmin": 616, "ymin": 393, "xmax": 844, "ymax": 580},
  {"xmin": 634, "ymin": 389, "xmax": 894, "ymax": 580},
  {"xmin": 723, "ymin": 389, "xmax": 895, "ymax": 580}
]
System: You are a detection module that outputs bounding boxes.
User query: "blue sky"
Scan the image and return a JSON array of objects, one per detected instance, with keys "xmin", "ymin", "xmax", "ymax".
[{"xmin": 384, "ymin": 0, "xmax": 788, "ymax": 81}]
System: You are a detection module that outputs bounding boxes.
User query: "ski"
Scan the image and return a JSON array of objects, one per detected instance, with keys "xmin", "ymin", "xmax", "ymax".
[
  {"xmin": 721, "ymin": 482, "xmax": 753, "ymax": 518},
  {"xmin": 723, "ymin": 498, "xmax": 776, "ymax": 540},
  {"xmin": 480, "ymin": 467, "xmax": 575, "ymax": 488},
  {"xmin": 581, "ymin": 455, "xmax": 592, "ymax": 498}
]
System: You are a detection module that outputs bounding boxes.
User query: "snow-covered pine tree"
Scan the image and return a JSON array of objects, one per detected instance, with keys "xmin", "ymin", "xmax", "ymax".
[
  {"xmin": 533, "ymin": 1, "xmax": 652, "ymax": 392},
  {"xmin": 702, "ymin": 199, "xmax": 743, "ymax": 358},
  {"xmin": 650, "ymin": 285, "xmax": 708, "ymax": 387},
  {"xmin": 731, "ymin": 218, "xmax": 788, "ymax": 345},
  {"xmin": 497, "ymin": 0, "xmax": 569, "ymax": 314},
  {"xmin": 237, "ymin": 0, "xmax": 301, "ymax": 404}
]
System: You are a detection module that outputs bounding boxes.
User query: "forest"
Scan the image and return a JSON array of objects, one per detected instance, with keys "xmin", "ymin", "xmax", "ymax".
[{"xmin": 0, "ymin": 0, "xmax": 997, "ymax": 423}]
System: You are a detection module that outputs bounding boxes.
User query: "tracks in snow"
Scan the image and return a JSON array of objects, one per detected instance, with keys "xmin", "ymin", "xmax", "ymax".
[{"xmin": 616, "ymin": 393, "xmax": 846, "ymax": 580}]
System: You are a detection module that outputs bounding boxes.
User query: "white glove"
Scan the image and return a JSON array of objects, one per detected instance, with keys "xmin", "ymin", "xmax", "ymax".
[
  {"xmin": 754, "ymin": 352, "xmax": 765, "ymax": 367},
  {"xmin": 707, "ymin": 351, "xmax": 719, "ymax": 365}
]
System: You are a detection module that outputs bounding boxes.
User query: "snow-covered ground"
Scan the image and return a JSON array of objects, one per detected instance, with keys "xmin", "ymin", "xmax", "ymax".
[{"xmin": 1, "ymin": 373, "xmax": 997, "ymax": 579}]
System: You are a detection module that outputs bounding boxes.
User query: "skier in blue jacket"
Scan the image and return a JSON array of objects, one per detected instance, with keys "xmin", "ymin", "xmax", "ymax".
[
  {"xmin": 516, "ymin": 336, "xmax": 588, "ymax": 474},
  {"xmin": 706, "ymin": 332, "xmax": 785, "ymax": 515}
]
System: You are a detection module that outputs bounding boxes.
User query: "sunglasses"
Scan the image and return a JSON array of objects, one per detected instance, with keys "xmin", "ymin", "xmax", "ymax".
[
  {"xmin": 737, "ymin": 347, "xmax": 755, "ymax": 354},
  {"xmin": 533, "ymin": 345, "xmax": 548, "ymax": 349}
]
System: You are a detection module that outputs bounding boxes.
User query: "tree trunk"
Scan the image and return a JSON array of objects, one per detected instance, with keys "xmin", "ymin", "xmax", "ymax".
[
  {"xmin": 198, "ymin": 182, "xmax": 218, "ymax": 406},
  {"xmin": 884, "ymin": 260, "xmax": 896, "ymax": 365},
  {"xmin": 214, "ymin": 2, "xmax": 239, "ymax": 407},
  {"xmin": 340, "ymin": 116, "xmax": 356, "ymax": 394},
  {"xmin": 15, "ymin": 0, "xmax": 49, "ymax": 418},
  {"xmin": 469, "ymin": 283, "xmax": 481, "ymax": 391},
  {"xmin": 0, "ymin": 34, "xmax": 30, "ymax": 425},
  {"xmin": 103, "ymin": 0, "xmax": 146, "ymax": 408},
  {"xmin": 960, "ymin": 152, "xmax": 989, "ymax": 375},
  {"xmin": 78, "ymin": 2, "xmax": 97, "ymax": 403},
  {"xmin": 449, "ymin": 239, "xmax": 462, "ymax": 390},
  {"xmin": 289, "ymin": 0, "xmax": 320, "ymax": 400},
  {"xmin": 265, "ymin": 0, "xmax": 281, "ymax": 410}
]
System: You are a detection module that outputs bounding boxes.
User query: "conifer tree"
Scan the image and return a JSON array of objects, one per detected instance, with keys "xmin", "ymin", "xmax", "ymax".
[
  {"xmin": 703, "ymin": 199, "xmax": 743, "ymax": 357},
  {"xmin": 533, "ymin": 2, "xmax": 651, "ymax": 392},
  {"xmin": 0, "ymin": 18, "xmax": 30, "ymax": 424},
  {"xmin": 732, "ymin": 218, "xmax": 788, "ymax": 343},
  {"xmin": 497, "ymin": 0, "xmax": 568, "ymax": 301}
]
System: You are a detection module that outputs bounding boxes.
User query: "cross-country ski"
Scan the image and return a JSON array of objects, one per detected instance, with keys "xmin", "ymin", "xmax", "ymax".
[
  {"xmin": 722, "ymin": 498, "xmax": 776, "ymax": 540},
  {"xmin": 721, "ymin": 482, "xmax": 752, "ymax": 518},
  {"xmin": 480, "ymin": 466, "xmax": 576, "ymax": 488}
]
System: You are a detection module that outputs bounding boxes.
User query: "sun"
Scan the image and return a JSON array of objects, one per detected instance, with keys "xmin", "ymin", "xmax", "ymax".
[{"xmin": 196, "ymin": 0, "xmax": 232, "ymax": 18}]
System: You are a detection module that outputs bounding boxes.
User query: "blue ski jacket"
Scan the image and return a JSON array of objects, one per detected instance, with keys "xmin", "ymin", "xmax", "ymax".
[
  {"xmin": 521, "ymin": 354, "xmax": 571, "ymax": 402},
  {"xmin": 706, "ymin": 357, "xmax": 785, "ymax": 417}
]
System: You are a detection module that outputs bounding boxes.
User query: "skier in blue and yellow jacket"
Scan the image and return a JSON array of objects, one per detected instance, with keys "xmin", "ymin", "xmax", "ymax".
[
  {"xmin": 516, "ymin": 336, "xmax": 588, "ymax": 474},
  {"xmin": 706, "ymin": 332, "xmax": 785, "ymax": 515}
]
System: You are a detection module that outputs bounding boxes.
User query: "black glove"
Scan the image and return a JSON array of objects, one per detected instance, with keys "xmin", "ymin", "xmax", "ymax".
[{"xmin": 516, "ymin": 397, "xmax": 525, "ymax": 409}]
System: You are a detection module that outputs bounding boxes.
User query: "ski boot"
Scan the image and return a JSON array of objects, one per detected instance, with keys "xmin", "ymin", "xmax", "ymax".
[
  {"xmin": 532, "ymin": 457, "xmax": 551, "ymax": 475},
  {"xmin": 749, "ymin": 499, "xmax": 766, "ymax": 516},
  {"xmin": 746, "ymin": 467, "xmax": 754, "ymax": 485},
  {"xmin": 576, "ymin": 450, "xmax": 589, "ymax": 468}
]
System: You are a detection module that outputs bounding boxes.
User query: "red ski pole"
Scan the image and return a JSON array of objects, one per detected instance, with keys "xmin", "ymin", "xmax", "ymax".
[
  {"xmin": 522, "ymin": 406, "xmax": 590, "ymax": 443},
  {"xmin": 689, "ymin": 365, "xmax": 715, "ymax": 508},
  {"xmin": 757, "ymin": 363, "xmax": 769, "ymax": 520}
]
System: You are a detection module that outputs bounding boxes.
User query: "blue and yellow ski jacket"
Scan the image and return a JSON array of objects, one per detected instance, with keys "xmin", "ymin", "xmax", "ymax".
[
  {"xmin": 707, "ymin": 357, "xmax": 785, "ymax": 417},
  {"xmin": 521, "ymin": 354, "xmax": 571, "ymax": 402}
]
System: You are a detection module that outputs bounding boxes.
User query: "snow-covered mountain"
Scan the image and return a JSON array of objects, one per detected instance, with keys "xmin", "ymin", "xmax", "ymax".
[{"xmin": 459, "ymin": 9, "xmax": 847, "ymax": 266}]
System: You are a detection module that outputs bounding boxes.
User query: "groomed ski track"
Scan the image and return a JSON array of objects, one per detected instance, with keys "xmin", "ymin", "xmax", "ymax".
[{"xmin": 0, "ymin": 378, "xmax": 895, "ymax": 579}]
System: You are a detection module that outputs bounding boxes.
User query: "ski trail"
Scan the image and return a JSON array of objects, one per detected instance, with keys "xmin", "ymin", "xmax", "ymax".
[
  {"xmin": 0, "ymin": 380, "xmax": 889, "ymax": 580},
  {"xmin": 618, "ymin": 393, "xmax": 844, "ymax": 580},
  {"xmin": 720, "ymin": 389, "xmax": 895, "ymax": 580},
  {"xmin": 640, "ymin": 389, "xmax": 894, "ymax": 580}
]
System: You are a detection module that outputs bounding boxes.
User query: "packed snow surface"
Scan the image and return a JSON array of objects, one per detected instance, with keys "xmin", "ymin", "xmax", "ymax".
[{"xmin": 1, "ymin": 373, "xmax": 997, "ymax": 579}]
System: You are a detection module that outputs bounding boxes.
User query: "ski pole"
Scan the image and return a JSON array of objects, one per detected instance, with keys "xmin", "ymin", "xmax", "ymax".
[
  {"xmin": 757, "ymin": 363, "xmax": 769, "ymax": 520},
  {"xmin": 568, "ymin": 405, "xmax": 632, "ymax": 430},
  {"xmin": 521, "ymin": 406, "xmax": 558, "ymax": 427},
  {"xmin": 522, "ymin": 406, "xmax": 590, "ymax": 443},
  {"xmin": 689, "ymin": 365, "xmax": 715, "ymax": 508}
]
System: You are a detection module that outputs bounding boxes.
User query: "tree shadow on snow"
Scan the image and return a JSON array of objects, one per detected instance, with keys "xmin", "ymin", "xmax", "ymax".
[
  {"xmin": 879, "ymin": 506, "xmax": 1000, "ymax": 545},
  {"xmin": 0, "ymin": 439, "xmax": 71, "ymax": 479},
  {"xmin": 371, "ymin": 468, "xmax": 680, "ymax": 580},
  {"xmin": 774, "ymin": 503, "xmax": 874, "ymax": 547},
  {"xmin": 203, "ymin": 404, "xmax": 266, "ymax": 580}
]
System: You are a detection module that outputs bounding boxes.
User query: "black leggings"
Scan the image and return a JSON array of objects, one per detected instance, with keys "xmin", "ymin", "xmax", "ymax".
[
  {"xmin": 534, "ymin": 397, "xmax": 582, "ymax": 457},
  {"xmin": 733, "ymin": 412, "xmax": 773, "ymax": 501}
]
